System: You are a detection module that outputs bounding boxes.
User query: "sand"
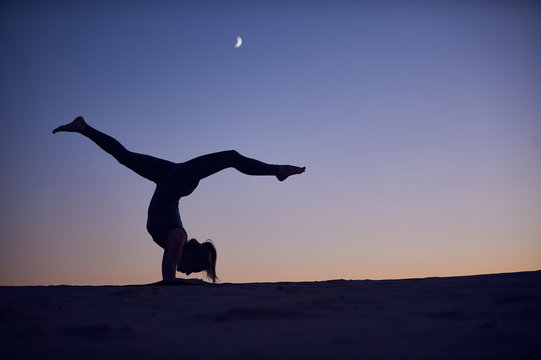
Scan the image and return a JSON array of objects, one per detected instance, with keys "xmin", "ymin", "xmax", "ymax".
[{"xmin": 1, "ymin": 270, "xmax": 540, "ymax": 359}]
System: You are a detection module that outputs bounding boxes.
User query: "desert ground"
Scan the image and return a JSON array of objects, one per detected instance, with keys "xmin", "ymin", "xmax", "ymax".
[{"xmin": 1, "ymin": 270, "xmax": 540, "ymax": 359}]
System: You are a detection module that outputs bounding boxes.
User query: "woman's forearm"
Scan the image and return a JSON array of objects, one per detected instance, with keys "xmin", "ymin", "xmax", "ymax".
[{"xmin": 161, "ymin": 229, "xmax": 186, "ymax": 282}]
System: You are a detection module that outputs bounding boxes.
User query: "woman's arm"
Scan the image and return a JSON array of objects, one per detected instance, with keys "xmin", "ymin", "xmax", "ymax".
[
  {"xmin": 162, "ymin": 229, "xmax": 187, "ymax": 282},
  {"xmin": 159, "ymin": 278, "xmax": 209, "ymax": 285},
  {"xmin": 140, "ymin": 278, "xmax": 208, "ymax": 286}
]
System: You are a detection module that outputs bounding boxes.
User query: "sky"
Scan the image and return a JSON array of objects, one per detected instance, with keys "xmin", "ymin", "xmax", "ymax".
[{"xmin": 1, "ymin": 0, "xmax": 540, "ymax": 285}]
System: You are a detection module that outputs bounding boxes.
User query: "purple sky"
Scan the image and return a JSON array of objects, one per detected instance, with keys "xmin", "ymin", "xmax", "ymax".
[{"xmin": 1, "ymin": 0, "xmax": 540, "ymax": 284}]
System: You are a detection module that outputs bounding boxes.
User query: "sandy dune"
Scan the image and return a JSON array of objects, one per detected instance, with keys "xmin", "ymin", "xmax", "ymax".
[{"xmin": 1, "ymin": 270, "xmax": 540, "ymax": 359}]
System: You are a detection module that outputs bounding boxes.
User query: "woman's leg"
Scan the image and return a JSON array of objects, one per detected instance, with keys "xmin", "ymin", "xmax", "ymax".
[
  {"xmin": 182, "ymin": 150, "xmax": 305, "ymax": 182},
  {"xmin": 53, "ymin": 116, "xmax": 174, "ymax": 183}
]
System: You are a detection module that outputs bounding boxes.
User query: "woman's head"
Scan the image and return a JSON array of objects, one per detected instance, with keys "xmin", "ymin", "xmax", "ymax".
[{"xmin": 177, "ymin": 238, "xmax": 218, "ymax": 283}]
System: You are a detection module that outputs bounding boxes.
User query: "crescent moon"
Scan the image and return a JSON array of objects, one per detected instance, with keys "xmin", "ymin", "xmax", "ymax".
[{"xmin": 234, "ymin": 36, "xmax": 242, "ymax": 48}]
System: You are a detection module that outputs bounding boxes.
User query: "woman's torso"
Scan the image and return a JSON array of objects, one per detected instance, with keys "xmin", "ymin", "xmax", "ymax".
[{"xmin": 146, "ymin": 163, "xmax": 199, "ymax": 248}]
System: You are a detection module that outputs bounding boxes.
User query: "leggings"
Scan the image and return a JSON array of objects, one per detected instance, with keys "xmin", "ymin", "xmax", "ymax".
[{"xmin": 81, "ymin": 125, "xmax": 280, "ymax": 185}]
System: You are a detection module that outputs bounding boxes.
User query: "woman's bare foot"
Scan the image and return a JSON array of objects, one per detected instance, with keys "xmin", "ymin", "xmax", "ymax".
[
  {"xmin": 52, "ymin": 116, "xmax": 87, "ymax": 134},
  {"xmin": 276, "ymin": 165, "xmax": 306, "ymax": 181}
]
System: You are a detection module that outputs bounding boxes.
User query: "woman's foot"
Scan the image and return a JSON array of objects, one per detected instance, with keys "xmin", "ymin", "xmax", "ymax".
[
  {"xmin": 276, "ymin": 165, "xmax": 306, "ymax": 181},
  {"xmin": 52, "ymin": 116, "xmax": 87, "ymax": 134}
]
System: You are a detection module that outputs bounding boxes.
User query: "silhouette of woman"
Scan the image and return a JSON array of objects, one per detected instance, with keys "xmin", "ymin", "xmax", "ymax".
[{"xmin": 53, "ymin": 116, "xmax": 305, "ymax": 284}]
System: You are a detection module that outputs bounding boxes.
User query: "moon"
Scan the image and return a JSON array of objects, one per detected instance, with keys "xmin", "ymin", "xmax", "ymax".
[{"xmin": 234, "ymin": 36, "xmax": 242, "ymax": 48}]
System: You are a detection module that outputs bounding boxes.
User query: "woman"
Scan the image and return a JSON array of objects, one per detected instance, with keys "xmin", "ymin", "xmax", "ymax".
[{"xmin": 53, "ymin": 116, "xmax": 305, "ymax": 284}]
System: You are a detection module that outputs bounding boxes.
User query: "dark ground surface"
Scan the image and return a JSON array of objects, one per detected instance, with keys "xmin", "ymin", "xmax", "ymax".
[{"xmin": 1, "ymin": 270, "xmax": 540, "ymax": 359}]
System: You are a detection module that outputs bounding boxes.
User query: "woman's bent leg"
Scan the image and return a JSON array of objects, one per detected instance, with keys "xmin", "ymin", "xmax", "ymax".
[
  {"xmin": 182, "ymin": 150, "xmax": 304, "ymax": 181},
  {"xmin": 182, "ymin": 150, "xmax": 278, "ymax": 181}
]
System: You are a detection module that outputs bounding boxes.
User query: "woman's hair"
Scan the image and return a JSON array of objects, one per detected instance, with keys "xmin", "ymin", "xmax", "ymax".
[
  {"xmin": 201, "ymin": 240, "xmax": 218, "ymax": 283},
  {"xmin": 187, "ymin": 238, "xmax": 218, "ymax": 283}
]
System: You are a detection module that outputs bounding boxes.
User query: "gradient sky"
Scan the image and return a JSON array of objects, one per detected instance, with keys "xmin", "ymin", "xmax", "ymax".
[{"xmin": 1, "ymin": 0, "xmax": 540, "ymax": 285}]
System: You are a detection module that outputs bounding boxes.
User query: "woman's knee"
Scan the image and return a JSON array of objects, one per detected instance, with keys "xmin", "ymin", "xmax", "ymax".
[
  {"xmin": 223, "ymin": 150, "xmax": 242, "ymax": 164},
  {"xmin": 115, "ymin": 150, "xmax": 135, "ymax": 167},
  {"xmin": 225, "ymin": 149, "xmax": 240, "ymax": 157}
]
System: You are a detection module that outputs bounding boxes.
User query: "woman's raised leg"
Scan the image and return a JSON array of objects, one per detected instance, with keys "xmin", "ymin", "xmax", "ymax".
[
  {"xmin": 53, "ymin": 116, "xmax": 174, "ymax": 183},
  {"xmin": 182, "ymin": 150, "xmax": 305, "ymax": 182}
]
